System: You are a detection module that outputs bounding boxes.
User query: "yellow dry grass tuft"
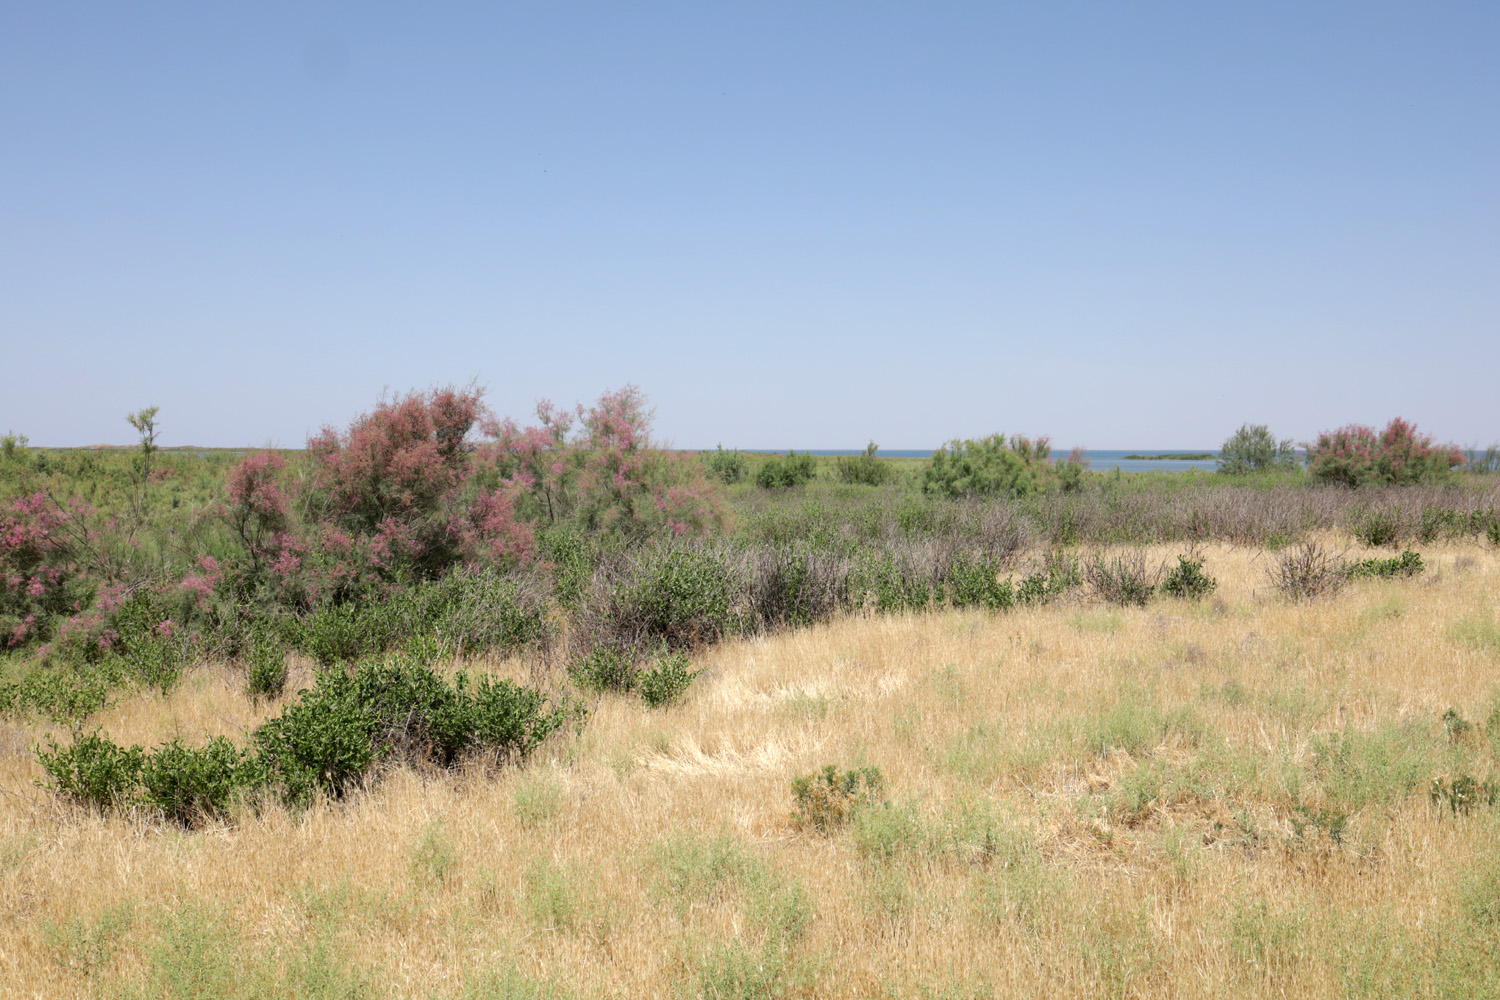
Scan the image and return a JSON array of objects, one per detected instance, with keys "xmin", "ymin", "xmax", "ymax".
[{"xmin": 3, "ymin": 541, "xmax": 1500, "ymax": 997}]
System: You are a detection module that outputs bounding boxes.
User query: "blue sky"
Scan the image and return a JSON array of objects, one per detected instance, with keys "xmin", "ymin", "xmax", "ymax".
[{"xmin": 3, "ymin": 3, "xmax": 1496, "ymax": 450}]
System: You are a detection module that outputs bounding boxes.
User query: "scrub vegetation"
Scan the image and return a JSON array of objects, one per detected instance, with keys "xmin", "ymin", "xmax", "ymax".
[{"xmin": 2, "ymin": 386, "xmax": 1499, "ymax": 997}]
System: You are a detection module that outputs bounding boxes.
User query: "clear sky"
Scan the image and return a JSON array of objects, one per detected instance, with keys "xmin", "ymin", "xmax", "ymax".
[{"xmin": 3, "ymin": 3, "xmax": 1497, "ymax": 451}]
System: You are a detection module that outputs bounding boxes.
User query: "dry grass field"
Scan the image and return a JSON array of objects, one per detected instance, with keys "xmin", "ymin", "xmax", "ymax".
[{"xmin": 3, "ymin": 540, "xmax": 1499, "ymax": 998}]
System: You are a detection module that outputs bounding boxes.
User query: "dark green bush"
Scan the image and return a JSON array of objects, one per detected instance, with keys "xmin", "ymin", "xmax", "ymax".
[
  {"xmin": 604, "ymin": 546, "xmax": 739, "ymax": 651},
  {"xmin": 754, "ymin": 451, "xmax": 817, "ymax": 489},
  {"xmin": 1160, "ymin": 553, "xmax": 1217, "ymax": 600},
  {"xmin": 637, "ymin": 650, "xmax": 701, "ymax": 708},
  {"xmin": 245, "ymin": 640, "xmax": 288, "ymax": 699},
  {"xmin": 834, "ymin": 443, "xmax": 894, "ymax": 487},
  {"xmin": 569, "ymin": 645, "xmax": 636, "ymax": 693},
  {"xmin": 923, "ymin": 435, "xmax": 1045, "ymax": 499},
  {"xmin": 1352, "ymin": 508, "xmax": 1402, "ymax": 548},
  {"xmin": 1345, "ymin": 550, "xmax": 1424, "ymax": 580},
  {"xmin": 704, "ymin": 445, "xmax": 749, "ymax": 484},
  {"xmin": 35, "ymin": 732, "xmax": 145, "ymax": 811},
  {"xmin": 251, "ymin": 674, "xmax": 380, "ymax": 806},
  {"xmin": 140, "ymin": 737, "xmax": 254, "ymax": 827},
  {"xmin": 941, "ymin": 554, "xmax": 1017, "ymax": 611}
]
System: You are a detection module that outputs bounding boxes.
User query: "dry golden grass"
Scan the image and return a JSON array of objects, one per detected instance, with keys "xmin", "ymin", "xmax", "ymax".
[{"xmin": 3, "ymin": 540, "xmax": 1500, "ymax": 998}]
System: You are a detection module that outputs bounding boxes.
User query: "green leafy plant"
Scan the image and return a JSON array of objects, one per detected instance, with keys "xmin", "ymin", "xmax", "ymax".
[
  {"xmin": 1344, "ymin": 550, "xmax": 1423, "ymax": 580},
  {"xmin": 245, "ymin": 640, "xmax": 289, "ymax": 699},
  {"xmin": 1216, "ymin": 423, "xmax": 1298, "ymax": 474},
  {"xmin": 834, "ymin": 442, "xmax": 894, "ymax": 486},
  {"xmin": 790, "ymin": 764, "xmax": 884, "ymax": 833},
  {"xmin": 569, "ymin": 645, "xmax": 637, "ymax": 694},
  {"xmin": 923, "ymin": 434, "xmax": 1048, "ymax": 499},
  {"xmin": 140, "ymin": 737, "xmax": 254, "ymax": 827},
  {"xmin": 636, "ymin": 650, "xmax": 701, "ymax": 708},
  {"xmin": 754, "ymin": 451, "xmax": 818, "ymax": 489},
  {"xmin": 704, "ymin": 445, "xmax": 749, "ymax": 484},
  {"xmin": 1160, "ymin": 553, "xmax": 1217, "ymax": 600},
  {"xmin": 35, "ymin": 731, "xmax": 145, "ymax": 812}
]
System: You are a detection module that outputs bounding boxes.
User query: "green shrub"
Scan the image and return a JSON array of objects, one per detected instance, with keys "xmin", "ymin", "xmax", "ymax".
[
  {"xmin": 941, "ymin": 554, "xmax": 1017, "ymax": 611},
  {"xmin": 704, "ymin": 445, "xmax": 749, "ymax": 484},
  {"xmin": 637, "ymin": 650, "xmax": 701, "ymax": 708},
  {"xmin": 790, "ymin": 764, "xmax": 884, "ymax": 833},
  {"xmin": 1352, "ymin": 508, "xmax": 1402, "ymax": 548},
  {"xmin": 140, "ymin": 737, "xmax": 254, "ymax": 827},
  {"xmin": 296, "ymin": 603, "xmax": 394, "ymax": 666},
  {"xmin": 1216, "ymin": 424, "xmax": 1298, "ymax": 474},
  {"xmin": 602, "ymin": 546, "xmax": 739, "ymax": 652},
  {"xmin": 1160, "ymin": 553, "xmax": 1217, "ymax": 600},
  {"xmin": 250, "ymin": 674, "xmax": 379, "ymax": 806},
  {"xmin": 569, "ymin": 645, "xmax": 636, "ymax": 693},
  {"xmin": 754, "ymin": 451, "xmax": 817, "ymax": 489},
  {"xmin": 35, "ymin": 732, "xmax": 145, "ymax": 811},
  {"xmin": 1345, "ymin": 550, "xmax": 1423, "ymax": 580},
  {"xmin": 834, "ymin": 442, "xmax": 894, "ymax": 486},
  {"xmin": 923, "ymin": 435, "xmax": 1046, "ymax": 499},
  {"xmin": 245, "ymin": 641, "xmax": 288, "ymax": 699}
]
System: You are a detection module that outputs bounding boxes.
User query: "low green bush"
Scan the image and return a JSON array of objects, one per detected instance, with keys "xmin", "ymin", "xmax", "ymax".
[
  {"xmin": 35, "ymin": 732, "xmax": 145, "ymax": 812},
  {"xmin": 755, "ymin": 451, "xmax": 817, "ymax": 489},
  {"xmin": 637, "ymin": 650, "xmax": 701, "ymax": 708},
  {"xmin": 834, "ymin": 443, "xmax": 894, "ymax": 487},
  {"xmin": 1352, "ymin": 508, "xmax": 1402, "ymax": 548},
  {"xmin": 704, "ymin": 445, "xmax": 749, "ymax": 484},
  {"xmin": 140, "ymin": 737, "xmax": 254, "ymax": 826},
  {"xmin": 37, "ymin": 655, "xmax": 578, "ymax": 820},
  {"xmin": 245, "ymin": 640, "xmax": 288, "ymax": 699},
  {"xmin": 1160, "ymin": 553, "xmax": 1218, "ymax": 600},
  {"xmin": 569, "ymin": 645, "xmax": 636, "ymax": 694},
  {"xmin": 1345, "ymin": 550, "xmax": 1423, "ymax": 580}
]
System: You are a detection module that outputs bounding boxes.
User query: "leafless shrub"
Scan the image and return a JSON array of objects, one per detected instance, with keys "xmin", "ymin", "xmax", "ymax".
[
  {"xmin": 1083, "ymin": 550, "xmax": 1163, "ymax": 607},
  {"xmin": 1267, "ymin": 541, "xmax": 1346, "ymax": 602}
]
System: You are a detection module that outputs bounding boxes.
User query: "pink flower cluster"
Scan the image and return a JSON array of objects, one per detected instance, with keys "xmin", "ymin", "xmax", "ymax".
[{"xmin": 1308, "ymin": 417, "xmax": 1465, "ymax": 487}]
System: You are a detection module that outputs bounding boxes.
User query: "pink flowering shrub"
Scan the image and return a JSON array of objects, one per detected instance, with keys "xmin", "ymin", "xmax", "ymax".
[
  {"xmin": 0, "ymin": 493, "xmax": 95, "ymax": 647},
  {"xmin": 481, "ymin": 385, "xmax": 728, "ymax": 543},
  {"xmin": 1308, "ymin": 418, "xmax": 1465, "ymax": 487},
  {"xmin": 217, "ymin": 384, "xmax": 722, "ymax": 611}
]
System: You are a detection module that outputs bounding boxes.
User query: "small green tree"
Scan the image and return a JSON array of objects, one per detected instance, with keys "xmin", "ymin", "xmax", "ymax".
[
  {"xmin": 126, "ymin": 406, "xmax": 161, "ymax": 519},
  {"xmin": 922, "ymin": 434, "xmax": 1048, "ymax": 498},
  {"xmin": 1216, "ymin": 423, "xmax": 1297, "ymax": 475}
]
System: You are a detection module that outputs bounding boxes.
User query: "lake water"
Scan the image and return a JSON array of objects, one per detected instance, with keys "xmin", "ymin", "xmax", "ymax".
[{"xmin": 738, "ymin": 449, "xmax": 1219, "ymax": 473}]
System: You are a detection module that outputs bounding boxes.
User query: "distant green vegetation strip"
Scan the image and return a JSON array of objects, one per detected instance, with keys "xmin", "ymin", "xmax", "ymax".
[{"xmin": 1122, "ymin": 453, "xmax": 1216, "ymax": 461}]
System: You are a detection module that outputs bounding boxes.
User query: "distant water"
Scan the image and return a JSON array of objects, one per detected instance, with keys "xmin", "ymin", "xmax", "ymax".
[{"xmin": 735, "ymin": 449, "xmax": 1219, "ymax": 473}]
